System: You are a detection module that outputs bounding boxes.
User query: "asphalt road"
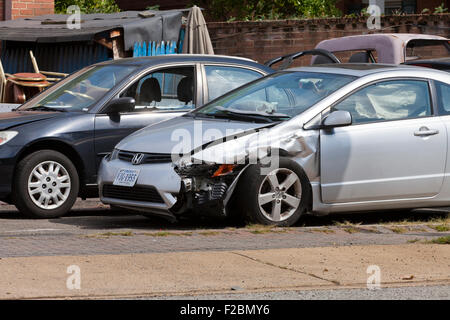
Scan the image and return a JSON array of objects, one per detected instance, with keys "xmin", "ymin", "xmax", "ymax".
[
  {"xmin": 0, "ymin": 199, "xmax": 449, "ymax": 300},
  {"xmin": 0, "ymin": 199, "xmax": 448, "ymax": 258}
]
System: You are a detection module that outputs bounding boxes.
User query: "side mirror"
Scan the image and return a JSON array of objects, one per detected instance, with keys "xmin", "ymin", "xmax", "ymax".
[
  {"xmin": 103, "ymin": 97, "xmax": 135, "ymax": 114},
  {"xmin": 322, "ymin": 110, "xmax": 352, "ymax": 128}
]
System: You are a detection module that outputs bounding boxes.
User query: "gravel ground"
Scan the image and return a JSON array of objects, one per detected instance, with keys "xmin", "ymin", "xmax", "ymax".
[{"xmin": 145, "ymin": 285, "xmax": 450, "ymax": 300}]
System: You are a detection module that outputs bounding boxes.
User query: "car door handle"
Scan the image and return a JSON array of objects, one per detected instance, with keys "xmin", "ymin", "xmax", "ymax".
[{"xmin": 414, "ymin": 127, "xmax": 439, "ymax": 137}]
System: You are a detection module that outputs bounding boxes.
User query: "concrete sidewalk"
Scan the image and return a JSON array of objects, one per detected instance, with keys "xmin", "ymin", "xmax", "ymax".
[{"xmin": 0, "ymin": 244, "xmax": 448, "ymax": 299}]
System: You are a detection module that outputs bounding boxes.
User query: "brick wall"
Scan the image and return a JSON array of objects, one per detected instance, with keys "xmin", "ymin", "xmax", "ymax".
[
  {"xmin": 207, "ymin": 14, "xmax": 450, "ymax": 65},
  {"xmin": 11, "ymin": 0, "xmax": 54, "ymax": 20},
  {"xmin": 0, "ymin": 0, "xmax": 4, "ymax": 20}
]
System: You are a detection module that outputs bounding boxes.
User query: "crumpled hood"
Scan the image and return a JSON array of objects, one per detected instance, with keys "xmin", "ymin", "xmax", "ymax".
[
  {"xmin": 117, "ymin": 116, "xmax": 272, "ymax": 154},
  {"xmin": 0, "ymin": 111, "xmax": 62, "ymax": 130}
]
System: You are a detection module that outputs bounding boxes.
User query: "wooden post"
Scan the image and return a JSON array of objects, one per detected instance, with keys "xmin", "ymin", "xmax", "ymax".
[
  {"xmin": 0, "ymin": 58, "xmax": 6, "ymax": 103},
  {"xmin": 110, "ymin": 30, "xmax": 125, "ymax": 59},
  {"xmin": 29, "ymin": 50, "xmax": 40, "ymax": 74}
]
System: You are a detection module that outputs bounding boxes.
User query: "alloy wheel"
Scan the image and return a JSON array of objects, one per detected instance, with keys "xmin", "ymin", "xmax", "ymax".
[
  {"xmin": 257, "ymin": 168, "xmax": 302, "ymax": 222},
  {"xmin": 27, "ymin": 161, "xmax": 71, "ymax": 210}
]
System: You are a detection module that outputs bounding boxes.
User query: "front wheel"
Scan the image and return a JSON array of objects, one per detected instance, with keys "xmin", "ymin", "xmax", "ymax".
[
  {"xmin": 13, "ymin": 150, "xmax": 79, "ymax": 218},
  {"xmin": 237, "ymin": 158, "xmax": 310, "ymax": 227}
]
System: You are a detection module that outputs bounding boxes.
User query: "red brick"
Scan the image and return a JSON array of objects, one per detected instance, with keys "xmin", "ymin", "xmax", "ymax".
[
  {"xmin": 19, "ymin": 9, "xmax": 33, "ymax": 15},
  {"xmin": 33, "ymin": 8, "xmax": 53, "ymax": 15},
  {"xmin": 27, "ymin": 3, "xmax": 47, "ymax": 9},
  {"xmin": 13, "ymin": 3, "xmax": 27, "ymax": 9}
]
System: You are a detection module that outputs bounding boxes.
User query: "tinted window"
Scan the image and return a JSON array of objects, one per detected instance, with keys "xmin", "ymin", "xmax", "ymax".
[
  {"xmin": 435, "ymin": 81, "xmax": 450, "ymax": 115},
  {"xmin": 333, "ymin": 80, "xmax": 431, "ymax": 124},
  {"xmin": 122, "ymin": 67, "xmax": 195, "ymax": 111},
  {"xmin": 205, "ymin": 66, "xmax": 262, "ymax": 101}
]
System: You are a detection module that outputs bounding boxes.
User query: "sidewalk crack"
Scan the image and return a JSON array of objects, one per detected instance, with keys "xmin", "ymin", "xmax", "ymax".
[{"xmin": 231, "ymin": 251, "xmax": 341, "ymax": 286}]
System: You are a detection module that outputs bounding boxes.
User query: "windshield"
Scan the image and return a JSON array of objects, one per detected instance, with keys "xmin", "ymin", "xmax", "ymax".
[
  {"xmin": 19, "ymin": 65, "xmax": 137, "ymax": 112},
  {"xmin": 194, "ymin": 71, "xmax": 356, "ymax": 121}
]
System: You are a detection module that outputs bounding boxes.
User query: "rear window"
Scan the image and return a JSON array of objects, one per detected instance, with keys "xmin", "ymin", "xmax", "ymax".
[{"xmin": 406, "ymin": 40, "xmax": 450, "ymax": 61}]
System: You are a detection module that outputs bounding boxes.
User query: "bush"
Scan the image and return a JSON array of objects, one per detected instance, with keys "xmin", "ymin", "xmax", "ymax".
[
  {"xmin": 55, "ymin": 0, "xmax": 121, "ymax": 14},
  {"xmin": 192, "ymin": 0, "xmax": 341, "ymax": 21}
]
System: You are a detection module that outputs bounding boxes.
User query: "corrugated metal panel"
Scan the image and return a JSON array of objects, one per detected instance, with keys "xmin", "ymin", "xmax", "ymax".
[{"xmin": 0, "ymin": 41, "xmax": 112, "ymax": 74}]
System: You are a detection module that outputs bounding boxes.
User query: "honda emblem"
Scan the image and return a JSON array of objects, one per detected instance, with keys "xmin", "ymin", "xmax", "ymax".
[{"xmin": 131, "ymin": 153, "xmax": 145, "ymax": 165}]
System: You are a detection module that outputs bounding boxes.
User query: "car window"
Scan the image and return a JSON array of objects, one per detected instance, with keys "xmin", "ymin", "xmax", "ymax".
[
  {"xmin": 332, "ymin": 50, "xmax": 377, "ymax": 63},
  {"xmin": 333, "ymin": 80, "xmax": 431, "ymax": 124},
  {"xmin": 406, "ymin": 40, "xmax": 450, "ymax": 61},
  {"xmin": 228, "ymin": 85, "xmax": 292, "ymax": 114},
  {"xmin": 20, "ymin": 65, "xmax": 137, "ymax": 112},
  {"xmin": 435, "ymin": 81, "xmax": 450, "ymax": 115},
  {"xmin": 121, "ymin": 66, "xmax": 195, "ymax": 112},
  {"xmin": 196, "ymin": 72, "xmax": 356, "ymax": 120},
  {"xmin": 205, "ymin": 66, "xmax": 263, "ymax": 101}
]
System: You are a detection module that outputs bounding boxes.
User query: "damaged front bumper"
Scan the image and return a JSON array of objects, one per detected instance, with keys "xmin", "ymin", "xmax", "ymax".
[
  {"xmin": 171, "ymin": 163, "xmax": 248, "ymax": 217},
  {"xmin": 98, "ymin": 156, "xmax": 247, "ymax": 219}
]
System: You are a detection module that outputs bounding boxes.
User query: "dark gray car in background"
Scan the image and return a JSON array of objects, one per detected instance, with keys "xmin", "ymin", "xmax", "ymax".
[{"xmin": 0, "ymin": 54, "xmax": 275, "ymax": 218}]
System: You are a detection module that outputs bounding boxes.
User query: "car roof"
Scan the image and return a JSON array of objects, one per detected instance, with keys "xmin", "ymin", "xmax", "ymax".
[
  {"xmin": 95, "ymin": 54, "xmax": 267, "ymax": 69},
  {"xmin": 319, "ymin": 33, "xmax": 448, "ymax": 44},
  {"xmin": 315, "ymin": 33, "xmax": 449, "ymax": 64},
  {"xmin": 287, "ymin": 63, "xmax": 428, "ymax": 77}
]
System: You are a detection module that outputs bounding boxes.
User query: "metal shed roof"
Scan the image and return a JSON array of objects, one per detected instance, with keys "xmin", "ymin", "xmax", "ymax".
[{"xmin": 0, "ymin": 10, "xmax": 185, "ymax": 50}]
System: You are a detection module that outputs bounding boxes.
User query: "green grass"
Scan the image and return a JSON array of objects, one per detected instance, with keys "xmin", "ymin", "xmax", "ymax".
[
  {"xmin": 245, "ymin": 224, "xmax": 275, "ymax": 230},
  {"xmin": 343, "ymin": 227, "xmax": 360, "ymax": 234},
  {"xmin": 249, "ymin": 229, "xmax": 272, "ymax": 234},
  {"xmin": 310, "ymin": 228, "xmax": 336, "ymax": 234},
  {"xmin": 143, "ymin": 231, "xmax": 193, "ymax": 237},
  {"xmin": 245, "ymin": 224, "xmax": 290, "ymax": 234},
  {"xmin": 428, "ymin": 224, "xmax": 450, "ymax": 232},
  {"xmin": 198, "ymin": 231, "xmax": 221, "ymax": 236},
  {"xmin": 388, "ymin": 226, "xmax": 408, "ymax": 234},
  {"xmin": 430, "ymin": 235, "xmax": 450, "ymax": 244},
  {"xmin": 334, "ymin": 220, "xmax": 361, "ymax": 227},
  {"xmin": 84, "ymin": 231, "xmax": 134, "ymax": 238}
]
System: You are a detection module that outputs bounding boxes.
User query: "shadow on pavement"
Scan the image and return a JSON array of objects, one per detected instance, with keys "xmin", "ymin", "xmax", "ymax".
[
  {"xmin": 1, "ymin": 200, "xmax": 449, "ymax": 231},
  {"xmin": 42, "ymin": 207, "xmax": 450, "ymax": 232}
]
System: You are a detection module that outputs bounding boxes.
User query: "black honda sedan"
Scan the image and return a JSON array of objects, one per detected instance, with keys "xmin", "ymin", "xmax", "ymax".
[{"xmin": 0, "ymin": 55, "xmax": 274, "ymax": 218}]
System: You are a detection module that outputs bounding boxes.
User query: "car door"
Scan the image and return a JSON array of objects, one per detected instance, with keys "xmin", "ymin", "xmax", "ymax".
[
  {"xmin": 94, "ymin": 65, "xmax": 199, "ymax": 169},
  {"xmin": 320, "ymin": 79, "xmax": 447, "ymax": 203}
]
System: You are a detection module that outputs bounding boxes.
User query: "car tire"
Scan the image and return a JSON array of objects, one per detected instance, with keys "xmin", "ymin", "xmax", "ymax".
[
  {"xmin": 13, "ymin": 150, "xmax": 79, "ymax": 219},
  {"xmin": 237, "ymin": 157, "xmax": 310, "ymax": 227}
]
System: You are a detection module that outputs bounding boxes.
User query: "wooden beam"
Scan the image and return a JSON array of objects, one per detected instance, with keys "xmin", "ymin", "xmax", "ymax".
[
  {"xmin": 40, "ymin": 71, "xmax": 69, "ymax": 77},
  {"xmin": 95, "ymin": 38, "xmax": 113, "ymax": 51},
  {"xmin": 110, "ymin": 30, "xmax": 121, "ymax": 39}
]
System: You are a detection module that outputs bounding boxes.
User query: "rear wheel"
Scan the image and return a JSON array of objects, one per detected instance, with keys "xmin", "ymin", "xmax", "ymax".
[
  {"xmin": 237, "ymin": 158, "xmax": 310, "ymax": 226},
  {"xmin": 13, "ymin": 150, "xmax": 79, "ymax": 218}
]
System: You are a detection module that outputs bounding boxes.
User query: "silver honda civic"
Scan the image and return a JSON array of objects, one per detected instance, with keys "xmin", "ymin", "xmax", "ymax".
[{"xmin": 98, "ymin": 64, "xmax": 450, "ymax": 226}]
